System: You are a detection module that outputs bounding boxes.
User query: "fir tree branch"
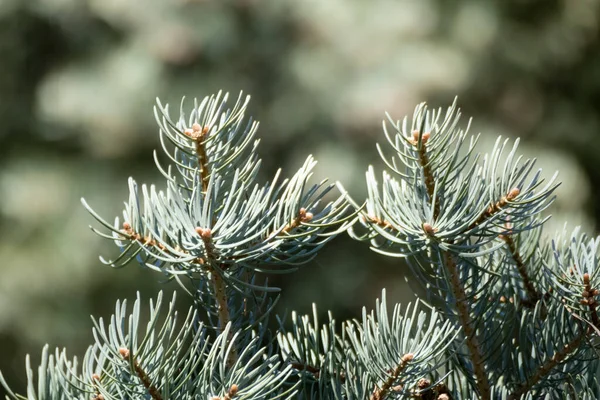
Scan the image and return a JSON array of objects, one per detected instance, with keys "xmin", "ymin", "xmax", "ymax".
[
  {"xmin": 281, "ymin": 208, "xmax": 314, "ymax": 235},
  {"xmin": 508, "ymin": 330, "xmax": 585, "ymax": 400},
  {"xmin": 468, "ymin": 188, "xmax": 520, "ymax": 231},
  {"xmin": 413, "ymin": 125, "xmax": 490, "ymax": 398},
  {"xmin": 184, "ymin": 123, "xmax": 211, "ymax": 192},
  {"xmin": 411, "ymin": 130, "xmax": 439, "ymax": 220},
  {"xmin": 500, "ymin": 233, "xmax": 541, "ymax": 306},
  {"xmin": 119, "ymin": 347, "xmax": 163, "ymax": 400},
  {"xmin": 370, "ymin": 353, "xmax": 414, "ymax": 400},
  {"xmin": 442, "ymin": 250, "xmax": 491, "ymax": 400},
  {"xmin": 581, "ymin": 272, "xmax": 600, "ymax": 328},
  {"xmin": 509, "ymin": 272, "xmax": 600, "ymax": 400}
]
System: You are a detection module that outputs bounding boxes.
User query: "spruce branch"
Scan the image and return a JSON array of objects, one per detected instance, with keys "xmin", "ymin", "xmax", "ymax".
[
  {"xmin": 442, "ymin": 250, "xmax": 491, "ymax": 399},
  {"xmin": 500, "ymin": 232, "xmax": 542, "ymax": 306}
]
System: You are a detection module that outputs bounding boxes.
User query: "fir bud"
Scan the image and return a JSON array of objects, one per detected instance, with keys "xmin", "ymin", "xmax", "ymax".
[
  {"xmin": 119, "ymin": 348, "xmax": 130, "ymax": 360},
  {"xmin": 506, "ymin": 188, "xmax": 520, "ymax": 201},
  {"xmin": 423, "ymin": 223, "xmax": 435, "ymax": 236}
]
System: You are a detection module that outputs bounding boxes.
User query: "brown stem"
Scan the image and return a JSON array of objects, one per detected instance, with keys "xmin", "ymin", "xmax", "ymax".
[
  {"xmin": 370, "ymin": 353, "xmax": 414, "ymax": 400},
  {"xmin": 501, "ymin": 234, "xmax": 541, "ymax": 306},
  {"xmin": 443, "ymin": 252, "xmax": 491, "ymax": 399},
  {"xmin": 119, "ymin": 348, "xmax": 163, "ymax": 400},
  {"xmin": 412, "ymin": 131, "xmax": 440, "ymax": 220},
  {"xmin": 508, "ymin": 331, "xmax": 585, "ymax": 400},
  {"xmin": 581, "ymin": 273, "xmax": 600, "ymax": 328},
  {"xmin": 184, "ymin": 123, "xmax": 211, "ymax": 192},
  {"xmin": 469, "ymin": 188, "xmax": 520, "ymax": 231}
]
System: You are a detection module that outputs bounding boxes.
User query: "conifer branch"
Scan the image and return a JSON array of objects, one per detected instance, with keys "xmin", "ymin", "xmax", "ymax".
[
  {"xmin": 500, "ymin": 233, "xmax": 541, "ymax": 306},
  {"xmin": 469, "ymin": 187, "xmax": 520, "ymax": 231},
  {"xmin": 508, "ymin": 330, "xmax": 585, "ymax": 400},
  {"xmin": 581, "ymin": 272, "xmax": 600, "ymax": 328},
  {"xmin": 414, "ymin": 124, "xmax": 489, "ymax": 398},
  {"xmin": 370, "ymin": 353, "xmax": 414, "ymax": 400},
  {"xmin": 412, "ymin": 130, "xmax": 439, "ymax": 220},
  {"xmin": 443, "ymin": 251, "xmax": 491, "ymax": 400},
  {"xmin": 119, "ymin": 347, "xmax": 163, "ymax": 400},
  {"xmin": 184, "ymin": 122, "xmax": 211, "ymax": 192}
]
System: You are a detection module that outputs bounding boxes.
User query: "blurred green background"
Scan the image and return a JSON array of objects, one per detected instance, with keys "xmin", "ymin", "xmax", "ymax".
[{"xmin": 1, "ymin": 0, "xmax": 599, "ymax": 395}]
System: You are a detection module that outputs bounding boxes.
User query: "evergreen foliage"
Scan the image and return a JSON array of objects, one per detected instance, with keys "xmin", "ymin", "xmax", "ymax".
[{"xmin": 2, "ymin": 92, "xmax": 600, "ymax": 399}]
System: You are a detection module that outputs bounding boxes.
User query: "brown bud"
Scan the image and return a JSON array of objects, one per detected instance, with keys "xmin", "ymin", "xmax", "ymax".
[
  {"xmin": 122, "ymin": 222, "xmax": 132, "ymax": 231},
  {"xmin": 92, "ymin": 373, "xmax": 101, "ymax": 382},
  {"xmin": 417, "ymin": 378, "xmax": 431, "ymax": 389},
  {"xmin": 421, "ymin": 131, "xmax": 430, "ymax": 143},
  {"xmin": 119, "ymin": 348, "xmax": 130, "ymax": 359},
  {"xmin": 499, "ymin": 296, "xmax": 506, "ymax": 303},
  {"xmin": 411, "ymin": 130, "xmax": 420, "ymax": 143},
  {"xmin": 192, "ymin": 123, "xmax": 202, "ymax": 132},
  {"xmin": 303, "ymin": 212, "xmax": 313, "ymax": 222},
  {"xmin": 195, "ymin": 227, "xmax": 204, "ymax": 235},
  {"xmin": 229, "ymin": 384, "xmax": 239, "ymax": 396},
  {"xmin": 593, "ymin": 289, "xmax": 599, "ymax": 296},
  {"xmin": 583, "ymin": 290, "xmax": 590, "ymax": 298},
  {"xmin": 584, "ymin": 273, "xmax": 591, "ymax": 284},
  {"xmin": 507, "ymin": 187, "xmax": 520, "ymax": 201},
  {"xmin": 184, "ymin": 128, "xmax": 194, "ymax": 137},
  {"xmin": 423, "ymin": 223, "xmax": 435, "ymax": 236},
  {"xmin": 402, "ymin": 353, "xmax": 414, "ymax": 362},
  {"xmin": 589, "ymin": 298, "xmax": 596, "ymax": 306},
  {"xmin": 94, "ymin": 395, "xmax": 105, "ymax": 400},
  {"xmin": 200, "ymin": 228, "xmax": 212, "ymax": 239},
  {"xmin": 438, "ymin": 395, "xmax": 450, "ymax": 400}
]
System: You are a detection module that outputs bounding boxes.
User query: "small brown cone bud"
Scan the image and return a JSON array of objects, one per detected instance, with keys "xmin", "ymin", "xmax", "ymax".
[
  {"xmin": 584, "ymin": 273, "xmax": 591, "ymax": 284},
  {"xmin": 122, "ymin": 222, "xmax": 132, "ymax": 231},
  {"xmin": 303, "ymin": 212, "xmax": 313, "ymax": 222},
  {"xmin": 583, "ymin": 290, "xmax": 590, "ymax": 298},
  {"xmin": 411, "ymin": 130, "xmax": 420, "ymax": 143},
  {"xmin": 192, "ymin": 123, "xmax": 202, "ymax": 132},
  {"xmin": 229, "ymin": 384, "xmax": 239, "ymax": 396},
  {"xmin": 507, "ymin": 187, "xmax": 520, "ymax": 201},
  {"xmin": 201, "ymin": 228, "xmax": 212, "ymax": 239},
  {"xmin": 119, "ymin": 348, "xmax": 130, "ymax": 359},
  {"xmin": 423, "ymin": 223, "xmax": 435, "ymax": 236},
  {"xmin": 421, "ymin": 131, "xmax": 430, "ymax": 143},
  {"xmin": 92, "ymin": 373, "xmax": 101, "ymax": 382},
  {"xmin": 402, "ymin": 353, "xmax": 414, "ymax": 362}
]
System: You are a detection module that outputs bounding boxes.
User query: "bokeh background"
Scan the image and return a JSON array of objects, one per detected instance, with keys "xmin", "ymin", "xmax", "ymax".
[{"xmin": 1, "ymin": 0, "xmax": 599, "ymax": 395}]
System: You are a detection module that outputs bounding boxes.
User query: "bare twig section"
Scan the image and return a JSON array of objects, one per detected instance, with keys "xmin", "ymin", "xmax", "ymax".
[
  {"xmin": 469, "ymin": 188, "xmax": 520, "ymax": 230},
  {"xmin": 370, "ymin": 353, "xmax": 414, "ymax": 400},
  {"xmin": 184, "ymin": 123, "xmax": 211, "ymax": 192},
  {"xmin": 500, "ymin": 234, "xmax": 541, "ymax": 307},
  {"xmin": 411, "ymin": 130, "xmax": 440, "ymax": 220},
  {"xmin": 443, "ymin": 251, "xmax": 491, "ymax": 400},
  {"xmin": 119, "ymin": 348, "xmax": 163, "ymax": 400}
]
